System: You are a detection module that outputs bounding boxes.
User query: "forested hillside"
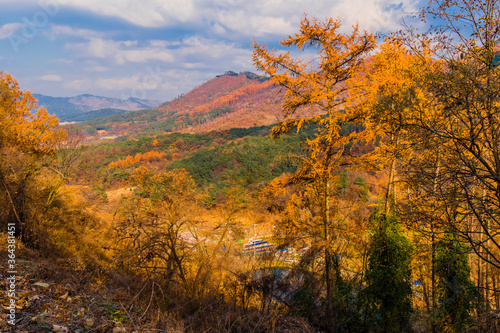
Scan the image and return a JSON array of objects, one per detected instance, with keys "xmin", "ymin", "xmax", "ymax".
[{"xmin": 76, "ymin": 71, "xmax": 322, "ymax": 140}]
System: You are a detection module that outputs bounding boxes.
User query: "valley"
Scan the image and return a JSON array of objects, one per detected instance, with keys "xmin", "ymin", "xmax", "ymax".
[{"xmin": 2, "ymin": 2, "xmax": 500, "ymax": 331}]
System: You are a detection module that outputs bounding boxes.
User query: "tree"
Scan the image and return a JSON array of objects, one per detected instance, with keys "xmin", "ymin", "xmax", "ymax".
[
  {"xmin": 0, "ymin": 72, "xmax": 64, "ymax": 154},
  {"xmin": 346, "ymin": 35, "xmax": 446, "ymax": 322},
  {"xmin": 114, "ymin": 168, "xmax": 225, "ymax": 306},
  {"xmin": 395, "ymin": 2, "xmax": 500, "ymax": 326},
  {"xmin": 347, "ymin": 37, "xmax": 432, "ymax": 214},
  {"xmin": 434, "ymin": 230, "xmax": 479, "ymax": 332},
  {"xmin": 0, "ymin": 71, "xmax": 66, "ymax": 247},
  {"xmin": 403, "ymin": 0, "xmax": 500, "ymax": 270},
  {"xmin": 364, "ymin": 211, "xmax": 414, "ymax": 332},
  {"xmin": 253, "ymin": 16, "xmax": 375, "ymax": 331}
]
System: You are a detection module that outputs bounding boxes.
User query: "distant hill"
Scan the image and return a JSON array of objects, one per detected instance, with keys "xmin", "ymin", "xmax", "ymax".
[
  {"xmin": 58, "ymin": 108, "xmax": 130, "ymax": 122},
  {"xmin": 33, "ymin": 93, "xmax": 162, "ymax": 118},
  {"xmin": 77, "ymin": 71, "xmax": 322, "ymax": 138}
]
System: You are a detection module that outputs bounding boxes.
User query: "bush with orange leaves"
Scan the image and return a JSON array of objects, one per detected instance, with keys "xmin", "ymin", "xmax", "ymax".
[{"xmin": 0, "ymin": 71, "xmax": 68, "ymax": 249}]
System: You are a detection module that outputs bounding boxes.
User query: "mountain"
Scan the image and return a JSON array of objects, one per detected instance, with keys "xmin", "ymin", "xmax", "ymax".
[
  {"xmin": 58, "ymin": 108, "xmax": 130, "ymax": 122},
  {"xmin": 33, "ymin": 93, "xmax": 162, "ymax": 118},
  {"xmin": 77, "ymin": 71, "xmax": 321, "ymax": 138}
]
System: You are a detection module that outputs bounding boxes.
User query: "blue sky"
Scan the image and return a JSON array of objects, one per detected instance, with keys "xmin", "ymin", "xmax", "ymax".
[{"xmin": 0, "ymin": 0, "xmax": 420, "ymax": 102}]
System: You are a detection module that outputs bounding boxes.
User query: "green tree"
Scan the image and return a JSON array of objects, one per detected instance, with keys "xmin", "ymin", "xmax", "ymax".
[
  {"xmin": 434, "ymin": 230, "xmax": 479, "ymax": 332},
  {"xmin": 364, "ymin": 211, "xmax": 414, "ymax": 332}
]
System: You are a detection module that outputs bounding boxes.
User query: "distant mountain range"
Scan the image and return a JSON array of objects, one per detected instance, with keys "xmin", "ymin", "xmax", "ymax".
[
  {"xmin": 33, "ymin": 93, "xmax": 162, "ymax": 121},
  {"xmin": 73, "ymin": 71, "xmax": 279, "ymax": 137},
  {"xmin": 71, "ymin": 71, "xmax": 323, "ymax": 139},
  {"xmin": 77, "ymin": 71, "xmax": 292, "ymax": 136}
]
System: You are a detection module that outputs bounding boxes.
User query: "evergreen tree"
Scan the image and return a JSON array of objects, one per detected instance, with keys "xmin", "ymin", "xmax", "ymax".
[
  {"xmin": 364, "ymin": 211, "xmax": 413, "ymax": 332},
  {"xmin": 434, "ymin": 230, "xmax": 479, "ymax": 332}
]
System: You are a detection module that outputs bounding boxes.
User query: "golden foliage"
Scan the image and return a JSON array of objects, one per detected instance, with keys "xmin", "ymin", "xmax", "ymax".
[
  {"xmin": 0, "ymin": 71, "xmax": 69, "ymax": 248},
  {"xmin": 108, "ymin": 150, "xmax": 167, "ymax": 169},
  {"xmin": 0, "ymin": 71, "xmax": 66, "ymax": 155}
]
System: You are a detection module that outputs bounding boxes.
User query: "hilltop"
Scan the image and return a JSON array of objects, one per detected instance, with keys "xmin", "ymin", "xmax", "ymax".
[{"xmin": 77, "ymin": 71, "xmax": 321, "ymax": 139}]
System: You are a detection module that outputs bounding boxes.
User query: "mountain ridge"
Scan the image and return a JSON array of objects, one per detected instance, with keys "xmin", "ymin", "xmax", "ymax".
[
  {"xmin": 34, "ymin": 93, "xmax": 162, "ymax": 117},
  {"xmin": 76, "ymin": 71, "xmax": 322, "ymax": 139}
]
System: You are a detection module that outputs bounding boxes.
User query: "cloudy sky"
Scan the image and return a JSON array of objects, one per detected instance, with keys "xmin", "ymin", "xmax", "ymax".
[{"xmin": 0, "ymin": 0, "xmax": 421, "ymax": 102}]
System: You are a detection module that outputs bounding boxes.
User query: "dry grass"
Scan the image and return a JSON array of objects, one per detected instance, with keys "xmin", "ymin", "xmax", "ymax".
[{"xmin": 0, "ymin": 241, "xmax": 317, "ymax": 332}]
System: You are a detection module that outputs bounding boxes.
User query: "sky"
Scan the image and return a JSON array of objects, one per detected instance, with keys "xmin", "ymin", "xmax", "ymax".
[{"xmin": 0, "ymin": 0, "xmax": 422, "ymax": 103}]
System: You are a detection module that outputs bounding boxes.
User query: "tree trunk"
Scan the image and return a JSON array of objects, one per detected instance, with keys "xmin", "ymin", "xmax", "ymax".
[
  {"xmin": 430, "ymin": 149, "xmax": 441, "ymax": 333},
  {"xmin": 324, "ymin": 178, "xmax": 334, "ymax": 332},
  {"xmin": 419, "ymin": 265, "xmax": 430, "ymax": 315},
  {"xmin": 384, "ymin": 134, "xmax": 398, "ymax": 215}
]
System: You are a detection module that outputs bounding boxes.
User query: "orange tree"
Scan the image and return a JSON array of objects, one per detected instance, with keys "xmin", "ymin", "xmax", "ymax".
[
  {"xmin": 348, "ymin": 38, "xmax": 439, "ymax": 325},
  {"xmin": 114, "ymin": 168, "xmax": 218, "ymax": 306},
  {"xmin": 253, "ymin": 16, "xmax": 375, "ymax": 332},
  {"xmin": 0, "ymin": 71, "xmax": 66, "ymax": 247},
  {"xmin": 399, "ymin": 1, "xmax": 500, "ymax": 326},
  {"xmin": 402, "ymin": 0, "xmax": 500, "ymax": 265}
]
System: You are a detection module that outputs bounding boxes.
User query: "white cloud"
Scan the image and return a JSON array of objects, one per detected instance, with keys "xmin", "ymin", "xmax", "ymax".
[
  {"xmin": 328, "ymin": 0, "xmax": 416, "ymax": 33},
  {"xmin": 66, "ymin": 38, "xmax": 174, "ymax": 64},
  {"xmin": 57, "ymin": 32, "xmax": 254, "ymax": 99},
  {"xmin": 116, "ymin": 48, "xmax": 173, "ymax": 64},
  {"xmin": 215, "ymin": 11, "xmax": 295, "ymax": 37},
  {"xmin": 213, "ymin": 23, "xmax": 226, "ymax": 35},
  {"xmin": 65, "ymin": 78, "xmax": 89, "ymax": 91},
  {"xmin": 95, "ymin": 75, "xmax": 147, "ymax": 90},
  {"xmin": 64, "ymin": 35, "xmax": 251, "ymax": 68},
  {"xmin": 48, "ymin": 58, "xmax": 74, "ymax": 65},
  {"xmin": 8, "ymin": 0, "xmax": 416, "ymax": 35},
  {"xmin": 39, "ymin": 74, "xmax": 63, "ymax": 81},
  {"xmin": 85, "ymin": 65, "xmax": 109, "ymax": 72},
  {"xmin": 49, "ymin": 25, "xmax": 104, "ymax": 39},
  {"xmin": 210, "ymin": 0, "xmax": 417, "ymax": 37},
  {"xmin": 66, "ymin": 72, "xmax": 174, "ymax": 101},
  {"xmin": 149, "ymin": 40, "xmax": 168, "ymax": 48},
  {"xmin": 57, "ymin": 0, "xmax": 199, "ymax": 28},
  {"xmin": 0, "ymin": 23, "xmax": 23, "ymax": 39}
]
